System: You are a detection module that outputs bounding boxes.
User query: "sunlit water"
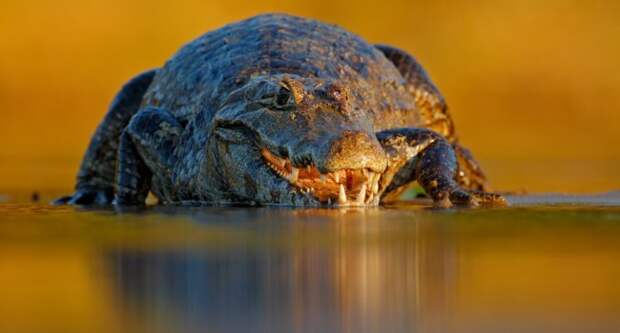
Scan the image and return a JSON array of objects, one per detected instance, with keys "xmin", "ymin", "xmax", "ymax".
[{"xmin": 1, "ymin": 194, "xmax": 620, "ymax": 333}]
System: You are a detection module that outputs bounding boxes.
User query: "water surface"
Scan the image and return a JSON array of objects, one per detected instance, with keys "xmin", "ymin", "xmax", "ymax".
[{"xmin": 1, "ymin": 195, "xmax": 620, "ymax": 333}]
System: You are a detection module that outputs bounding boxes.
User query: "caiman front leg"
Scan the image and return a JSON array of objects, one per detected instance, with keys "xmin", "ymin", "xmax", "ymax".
[
  {"xmin": 376, "ymin": 128, "xmax": 506, "ymax": 207},
  {"xmin": 375, "ymin": 44, "xmax": 492, "ymax": 194},
  {"xmin": 54, "ymin": 69, "xmax": 157, "ymax": 205},
  {"xmin": 113, "ymin": 107, "xmax": 182, "ymax": 206}
]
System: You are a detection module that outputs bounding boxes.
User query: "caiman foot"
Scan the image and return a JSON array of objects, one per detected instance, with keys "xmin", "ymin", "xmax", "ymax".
[
  {"xmin": 53, "ymin": 186, "xmax": 114, "ymax": 206},
  {"xmin": 436, "ymin": 188, "xmax": 507, "ymax": 208}
]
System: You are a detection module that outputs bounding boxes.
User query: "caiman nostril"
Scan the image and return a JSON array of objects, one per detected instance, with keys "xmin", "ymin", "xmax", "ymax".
[{"xmin": 320, "ymin": 131, "xmax": 387, "ymax": 173}]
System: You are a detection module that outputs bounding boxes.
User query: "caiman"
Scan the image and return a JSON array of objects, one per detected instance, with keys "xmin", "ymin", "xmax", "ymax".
[{"xmin": 56, "ymin": 13, "xmax": 506, "ymax": 208}]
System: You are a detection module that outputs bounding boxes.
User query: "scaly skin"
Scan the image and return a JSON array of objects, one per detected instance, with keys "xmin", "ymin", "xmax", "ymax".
[{"xmin": 55, "ymin": 14, "xmax": 506, "ymax": 208}]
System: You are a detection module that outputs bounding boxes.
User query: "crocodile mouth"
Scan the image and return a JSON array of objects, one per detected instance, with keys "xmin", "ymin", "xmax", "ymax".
[{"xmin": 261, "ymin": 148, "xmax": 381, "ymax": 206}]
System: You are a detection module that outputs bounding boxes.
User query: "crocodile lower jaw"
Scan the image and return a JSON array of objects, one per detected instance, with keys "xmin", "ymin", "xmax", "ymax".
[{"xmin": 260, "ymin": 148, "xmax": 381, "ymax": 206}]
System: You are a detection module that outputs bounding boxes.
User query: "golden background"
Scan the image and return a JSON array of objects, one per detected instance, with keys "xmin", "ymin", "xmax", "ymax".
[
  {"xmin": 1, "ymin": 0, "xmax": 619, "ymax": 193},
  {"xmin": 2, "ymin": 3, "xmax": 620, "ymax": 332}
]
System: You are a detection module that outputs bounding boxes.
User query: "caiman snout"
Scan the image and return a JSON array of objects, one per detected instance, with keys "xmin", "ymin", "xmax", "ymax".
[
  {"xmin": 319, "ymin": 131, "xmax": 387, "ymax": 173},
  {"xmin": 261, "ymin": 130, "xmax": 388, "ymax": 205}
]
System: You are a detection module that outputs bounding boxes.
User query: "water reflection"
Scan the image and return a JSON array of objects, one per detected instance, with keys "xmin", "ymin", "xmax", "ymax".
[
  {"xmin": 103, "ymin": 208, "xmax": 452, "ymax": 333},
  {"xmin": 3, "ymin": 204, "xmax": 620, "ymax": 333}
]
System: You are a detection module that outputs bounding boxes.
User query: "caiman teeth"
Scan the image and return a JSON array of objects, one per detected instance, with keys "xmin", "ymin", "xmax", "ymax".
[
  {"xmin": 260, "ymin": 147, "xmax": 382, "ymax": 206},
  {"xmin": 356, "ymin": 183, "xmax": 366, "ymax": 205},
  {"xmin": 338, "ymin": 184, "xmax": 347, "ymax": 204},
  {"xmin": 371, "ymin": 172, "xmax": 379, "ymax": 194},
  {"xmin": 289, "ymin": 167, "xmax": 299, "ymax": 182}
]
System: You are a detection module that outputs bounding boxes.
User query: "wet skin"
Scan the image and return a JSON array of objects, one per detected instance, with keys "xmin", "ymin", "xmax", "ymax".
[{"xmin": 56, "ymin": 14, "xmax": 506, "ymax": 208}]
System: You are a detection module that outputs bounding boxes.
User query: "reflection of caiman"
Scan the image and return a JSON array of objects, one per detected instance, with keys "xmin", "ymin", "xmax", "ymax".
[{"xmin": 56, "ymin": 14, "xmax": 505, "ymax": 207}]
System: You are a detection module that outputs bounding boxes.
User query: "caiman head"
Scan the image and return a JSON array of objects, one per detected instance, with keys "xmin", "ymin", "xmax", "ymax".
[{"xmin": 210, "ymin": 74, "xmax": 388, "ymax": 206}]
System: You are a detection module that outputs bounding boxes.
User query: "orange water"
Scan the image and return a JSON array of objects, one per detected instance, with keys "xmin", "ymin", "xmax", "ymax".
[{"xmin": 1, "ymin": 201, "xmax": 620, "ymax": 333}]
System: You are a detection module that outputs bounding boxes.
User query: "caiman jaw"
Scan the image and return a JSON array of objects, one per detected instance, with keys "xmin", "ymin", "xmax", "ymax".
[{"xmin": 261, "ymin": 148, "xmax": 381, "ymax": 206}]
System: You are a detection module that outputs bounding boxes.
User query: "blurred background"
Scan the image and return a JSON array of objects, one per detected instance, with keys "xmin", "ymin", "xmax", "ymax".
[
  {"xmin": 2, "ymin": 3, "xmax": 620, "ymax": 333},
  {"xmin": 1, "ymin": 0, "xmax": 619, "ymax": 195}
]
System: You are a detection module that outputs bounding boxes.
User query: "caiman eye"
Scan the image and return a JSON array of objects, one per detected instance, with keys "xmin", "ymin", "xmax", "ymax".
[{"xmin": 274, "ymin": 85, "xmax": 293, "ymax": 109}]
